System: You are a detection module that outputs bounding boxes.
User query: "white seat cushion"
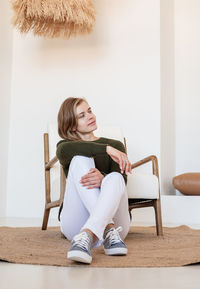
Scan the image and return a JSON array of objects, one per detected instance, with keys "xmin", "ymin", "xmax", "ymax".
[{"xmin": 127, "ymin": 172, "xmax": 159, "ymax": 199}]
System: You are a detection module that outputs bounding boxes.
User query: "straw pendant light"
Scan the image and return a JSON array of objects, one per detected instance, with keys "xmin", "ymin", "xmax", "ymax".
[{"xmin": 11, "ymin": 0, "xmax": 96, "ymax": 39}]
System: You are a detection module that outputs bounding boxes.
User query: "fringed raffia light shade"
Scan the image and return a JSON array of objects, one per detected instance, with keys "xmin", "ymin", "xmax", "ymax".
[{"xmin": 11, "ymin": 0, "xmax": 96, "ymax": 39}]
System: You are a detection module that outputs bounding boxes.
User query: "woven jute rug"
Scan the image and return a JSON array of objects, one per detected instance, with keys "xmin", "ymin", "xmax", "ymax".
[{"xmin": 0, "ymin": 225, "xmax": 200, "ymax": 267}]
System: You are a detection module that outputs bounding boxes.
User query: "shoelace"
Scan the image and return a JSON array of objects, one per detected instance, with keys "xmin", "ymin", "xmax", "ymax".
[
  {"xmin": 72, "ymin": 232, "xmax": 91, "ymax": 250},
  {"xmin": 105, "ymin": 226, "xmax": 123, "ymax": 245}
]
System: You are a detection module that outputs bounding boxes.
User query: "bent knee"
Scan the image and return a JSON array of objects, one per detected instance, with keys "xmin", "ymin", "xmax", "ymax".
[
  {"xmin": 70, "ymin": 155, "xmax": 95, "ymax": 169},
  {"xmin": 71, "ymin": 155, "xmax": 94, "ymax": 163},
  {"xmin": 107, "ymin": 171, "xmax": 125, "ymax": 183},
  {"xmin": 102, "ymin": 172, "xmax": 125, "ymax": 190}
]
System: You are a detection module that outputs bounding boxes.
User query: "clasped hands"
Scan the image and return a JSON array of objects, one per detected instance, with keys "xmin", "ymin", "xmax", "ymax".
[
  {"xmin": 80, "ymin": 168, "xmax": 104, "ymax": 189},
  {"xmin": 80, "ymin": 146, "xmax": 132, "ymax": 189}
]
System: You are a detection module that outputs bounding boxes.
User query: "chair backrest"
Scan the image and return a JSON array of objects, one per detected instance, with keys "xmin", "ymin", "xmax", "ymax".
[
  {"xmin": 46, "ymin": 123, "xmax": 159, "ymax": 202},
  {"xmin": 48, "ymin": 123, "xmax": 125, "ymax": 160},
  {"xmin": 47, "ymin": 123, "xmax": 125, "ymax": 202}
]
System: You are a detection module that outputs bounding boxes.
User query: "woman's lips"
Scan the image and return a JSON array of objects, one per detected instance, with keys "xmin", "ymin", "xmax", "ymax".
[{"xmin": 88, "ymin": 121, "xmax": 96, "ymax": 126}]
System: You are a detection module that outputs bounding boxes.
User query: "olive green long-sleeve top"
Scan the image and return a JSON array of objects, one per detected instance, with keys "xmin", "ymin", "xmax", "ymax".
[{"xmin": 56, "ymin": 137, "xmax": 128, "ymax": 221}]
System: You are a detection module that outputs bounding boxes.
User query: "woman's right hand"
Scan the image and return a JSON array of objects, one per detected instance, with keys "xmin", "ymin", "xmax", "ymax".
[{"xmin": 106, "ymin": 145, "xmax": 132, "ymax": 175}]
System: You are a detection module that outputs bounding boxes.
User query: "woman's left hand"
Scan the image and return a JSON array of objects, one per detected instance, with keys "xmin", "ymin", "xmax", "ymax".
[{"xmin": 80, "ymin": 168, "xmax": 104, "ymax": 189}]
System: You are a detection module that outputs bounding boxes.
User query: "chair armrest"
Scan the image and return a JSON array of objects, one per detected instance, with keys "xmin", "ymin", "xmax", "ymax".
[
  {"xmin": 130, "ymin": 155, "xmax": 161, "ymax": 200},
  {"xmin": 131, "ymin": 155, "xmax": 159, "ymax": 178},
  {"xmin": 45, "ymin": 156, "xmax": 58, "ymax": 170}
]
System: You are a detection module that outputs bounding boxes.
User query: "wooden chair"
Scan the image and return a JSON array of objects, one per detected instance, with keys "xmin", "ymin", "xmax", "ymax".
[{"xmin": 42, "ymin": 124, "xmax": 163, "ymax": 236}]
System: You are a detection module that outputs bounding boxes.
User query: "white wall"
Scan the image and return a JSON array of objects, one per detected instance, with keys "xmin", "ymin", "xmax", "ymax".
[
  {"xmin": 160, "ymin": 0, "xmax": 200, "ymax": 197},
  {"xmin": 160, "ymin": 0, "xmax": 176, "ymax": 196},
  {"xmin": 0, "ymin": 1, "xmax": 13, "ymax": 217},
  {"xmin": 2, "ymin": 0, "xmax": 200, "ymax": 221},
  {"xmin": 175, "ymin": 0, "xmax": 200, "ymax": 178},
  {"xmin": 6, "ymin": 0, "xmax": 161, "ymax": 218}
]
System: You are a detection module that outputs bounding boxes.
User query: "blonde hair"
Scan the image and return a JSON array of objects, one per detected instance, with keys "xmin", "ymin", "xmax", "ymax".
[{"xmin": 57, "ymin": 97, "xmax": 88, "ymax": 141}]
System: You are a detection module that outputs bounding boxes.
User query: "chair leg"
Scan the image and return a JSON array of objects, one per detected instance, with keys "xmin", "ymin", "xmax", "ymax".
[
  {"xmin": 154, "ymin": 199, "xmax": 163, "ymax": 236},
  {"xmin": 42, "ymin": 207, "xmax": 50, "ymax": 230}
]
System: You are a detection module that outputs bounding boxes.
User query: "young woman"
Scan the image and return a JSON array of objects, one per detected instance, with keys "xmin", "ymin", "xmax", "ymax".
[{"xmin": 56, "ymin": 97, "xmax": 132, "ymax": 264}]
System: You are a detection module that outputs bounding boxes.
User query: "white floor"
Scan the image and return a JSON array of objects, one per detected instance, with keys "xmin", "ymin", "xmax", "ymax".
[{"xmin": 0, "ymin": 218, "xmax": 200, "ymax": 289}]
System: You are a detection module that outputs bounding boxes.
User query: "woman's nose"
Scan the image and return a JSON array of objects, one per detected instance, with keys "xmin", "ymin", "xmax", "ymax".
[{"xmin": 88, "ymin": 113, "xmax": 94, "ymax": 120}]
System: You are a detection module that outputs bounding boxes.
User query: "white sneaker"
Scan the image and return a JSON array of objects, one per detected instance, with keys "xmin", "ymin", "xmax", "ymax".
[
  {"xmin": 67, "ymin": 231, "xmax": 93, "ymax": 264},
  {"xmin": 103, "ymin": 226, "xmax": 128, "ymax": 255}
]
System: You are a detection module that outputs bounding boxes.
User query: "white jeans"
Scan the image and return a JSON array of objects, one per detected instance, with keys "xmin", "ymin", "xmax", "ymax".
[{"xmin": 60, "ymin": 155, "xmax": 131, "ymax": 249}]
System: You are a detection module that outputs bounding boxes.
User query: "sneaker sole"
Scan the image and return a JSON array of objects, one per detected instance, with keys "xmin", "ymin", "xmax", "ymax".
[
  {"xmin": 104, "ymin": 247, "xmax": 128, "ymax": 255},
  {"xmin": 67, "ymin": 250, "xmax": 92, "ymax": 264}
]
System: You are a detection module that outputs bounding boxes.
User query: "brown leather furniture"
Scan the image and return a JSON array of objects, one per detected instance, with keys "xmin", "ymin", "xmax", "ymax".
[{"xmin": 172, "ymin": 173, "xmax": 200, "ymax": 195}]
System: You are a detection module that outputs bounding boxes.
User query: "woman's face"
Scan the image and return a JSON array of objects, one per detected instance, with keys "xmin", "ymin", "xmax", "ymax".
[{"xmin": 74, "ymin": 101, "xmax": 97, "ymax": 135}]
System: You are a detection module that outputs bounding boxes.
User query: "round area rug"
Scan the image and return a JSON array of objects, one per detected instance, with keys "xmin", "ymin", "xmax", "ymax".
[{"xmin": 0, "ymin": 225, "xmax": 200, "ymax": 267}]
